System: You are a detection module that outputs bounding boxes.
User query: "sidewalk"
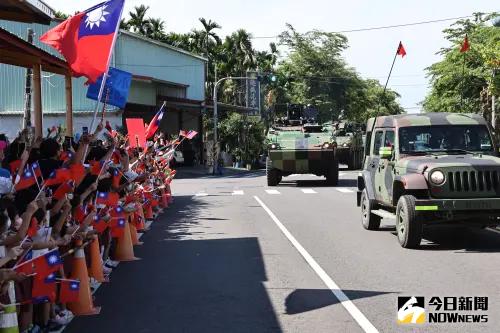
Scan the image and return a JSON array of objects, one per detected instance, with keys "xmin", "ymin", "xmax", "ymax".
[{"xmin": 174, "ymin": 166, "xmax": 264, "ymax": 179}]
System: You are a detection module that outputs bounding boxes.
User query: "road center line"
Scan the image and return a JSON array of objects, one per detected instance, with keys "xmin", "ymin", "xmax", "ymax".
[
  {"xmin": 301, "ymin": 189, "xmax": 317, "ymax": 194},
  {"xmin": 337, "ymin": 188, "xmax": 354, "ymax": 193},
  {"xmin": 254, "ymin": 196, "xmax": 379, "ymax": 333},
  {"xmin": 232, "ymin": 190, "xmax": 244, "ymax": 195},
  {"xmin": 265, "ymin": 189, "xmax": 281, "ymax": 195}
]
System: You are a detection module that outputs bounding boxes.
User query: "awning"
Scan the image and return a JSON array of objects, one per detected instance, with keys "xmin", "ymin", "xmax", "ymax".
[
  {"xmin": 0, "ymin": 27, "xmax": 69, "ymax": 75},
  {"xmin": 0, "ymin": 0, "xmax": 54, "ymax": 25}
]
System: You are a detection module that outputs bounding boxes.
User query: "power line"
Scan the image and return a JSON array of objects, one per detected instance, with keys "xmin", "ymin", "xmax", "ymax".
[{"xmin": 252, "ymin": 14, "xmax": 488, "ymax": 39}]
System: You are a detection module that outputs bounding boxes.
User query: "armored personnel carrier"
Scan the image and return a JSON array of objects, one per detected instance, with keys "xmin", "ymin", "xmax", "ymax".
[
  {"xmin": 332, "ymin": 121, "xmax": 365, "ymax": 170},
  {"xmin": 266, "ymin": 104, "xmax": 339, "ymax": 186},
  {"xmin": 357, "ymin": 113, "xmax": 500, "ymax": 248}
]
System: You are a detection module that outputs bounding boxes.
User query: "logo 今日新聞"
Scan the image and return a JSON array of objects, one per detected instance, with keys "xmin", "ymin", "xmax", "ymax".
[{"xmin": 398, "ymin": 296, "xmax": 425, "ymax": 324}]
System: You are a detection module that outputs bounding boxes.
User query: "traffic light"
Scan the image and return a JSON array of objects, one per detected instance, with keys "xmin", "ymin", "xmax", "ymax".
[{"xmin": 258, "ymin": 73, "xmax": 277, "ymax": 84}]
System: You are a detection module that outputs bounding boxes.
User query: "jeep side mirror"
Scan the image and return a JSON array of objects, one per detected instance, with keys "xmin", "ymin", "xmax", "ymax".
[{"xmin": 379, "ymin": 146, "xmax": 393, "ymax": 159}]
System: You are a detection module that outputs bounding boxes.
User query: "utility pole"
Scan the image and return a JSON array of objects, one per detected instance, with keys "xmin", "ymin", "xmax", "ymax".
[{"xmin": 23, "ymin": 28, "xmax": 34, "ymax": 130}]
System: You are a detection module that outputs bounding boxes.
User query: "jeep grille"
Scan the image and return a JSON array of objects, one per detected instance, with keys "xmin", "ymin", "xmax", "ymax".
[{"xmin": 439, "ymin": 169, "xmax": 500, "ymax": 198}]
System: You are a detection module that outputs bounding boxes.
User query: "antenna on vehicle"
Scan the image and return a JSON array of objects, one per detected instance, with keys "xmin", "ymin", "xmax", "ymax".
[{"xmin": 369, "ymin": 41, "xmax": 406, "ymax": 134}]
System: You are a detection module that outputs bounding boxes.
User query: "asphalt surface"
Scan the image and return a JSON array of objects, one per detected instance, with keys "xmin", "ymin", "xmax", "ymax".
[{"xmin": 66, "ymin": 168, "xmax": 500, "ymax": 333}]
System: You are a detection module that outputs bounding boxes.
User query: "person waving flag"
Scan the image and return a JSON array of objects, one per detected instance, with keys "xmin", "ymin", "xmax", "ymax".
[{"xmin": 40, "ymin": 0, "xmax": 125, "ymax": 84}]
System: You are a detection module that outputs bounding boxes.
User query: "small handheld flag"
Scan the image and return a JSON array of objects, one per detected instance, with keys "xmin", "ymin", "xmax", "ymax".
[
  {"xmin": 145, "ymin": 103, "xmax": 166, "ymax": 139},
  {"xmin": 59, "ymin": 279, "xmax": 81, "ymax": 303}
]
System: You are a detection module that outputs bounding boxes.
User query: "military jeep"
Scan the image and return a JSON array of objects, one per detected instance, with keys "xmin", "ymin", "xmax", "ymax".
[{"xmin": 357, "ymin": 113, "xmax": 500, "ymax": 248}]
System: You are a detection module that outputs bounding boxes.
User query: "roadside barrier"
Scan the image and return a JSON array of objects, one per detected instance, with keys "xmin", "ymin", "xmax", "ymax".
[{"xmin": 67, "ymin": 241, "xmax": 101, "ymax": 316}]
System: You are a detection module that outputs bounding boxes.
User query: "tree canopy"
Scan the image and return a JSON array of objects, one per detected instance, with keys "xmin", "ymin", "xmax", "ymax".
[{"xmin": 423, "ymin": 12, "xmax": 499, "ymax": 114}]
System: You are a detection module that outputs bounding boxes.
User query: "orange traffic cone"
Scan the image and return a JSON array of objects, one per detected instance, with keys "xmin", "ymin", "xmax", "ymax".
[
  {"xmin": 135, "ymin": 212, "xmax": 146, "ymax": 231},
  {"xmin": 129, "ymin": 218, "xmax": 143, "ymax": 246},
  {"xmin": 88, "ymin": 238, "xmax": 108, "ymax": 283},
  {"xmin": 114, "ymin": 221, "xmax": 140, "ymax": 261},
  {"xmin": 67, "ymin": 241, "xmax": 101, "ymax": 315}
]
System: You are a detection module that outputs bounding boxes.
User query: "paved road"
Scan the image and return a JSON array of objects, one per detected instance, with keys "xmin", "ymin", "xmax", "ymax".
[{"xmin": 67, "ymin": 169, "xmax": 500, "ymax": 333}]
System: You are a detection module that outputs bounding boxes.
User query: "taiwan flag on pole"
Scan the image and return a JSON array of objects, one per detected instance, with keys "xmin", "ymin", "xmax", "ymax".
[
  {"xmin": 145, "ymin": 103, "xmax": 166, "ymax": 139},
  {"xmin": 33, "ymin": 249, "xmax": 63, "ymax": 277},
  {"xmin": 39, "ymin": 0, "xmax": 125, "ymax": 84}
]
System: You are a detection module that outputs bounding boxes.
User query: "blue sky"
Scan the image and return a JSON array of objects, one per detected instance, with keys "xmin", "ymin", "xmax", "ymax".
[{"xmin": 45, "ymin": 0, "xmax": 498, "ymax": 113}]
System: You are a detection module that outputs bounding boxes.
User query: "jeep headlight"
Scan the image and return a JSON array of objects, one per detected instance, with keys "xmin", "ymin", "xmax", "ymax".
[
  {"xmin": 322, "ymin": 142, "xmax": 332, "ymax": 149},
  {"xmin": 430, "ymin": 170, "xmax": 445, "ymax": 185},
  {"xmin": 343, "ymin": 143, "xmax": 348, "ymax": 147},
  {"xmin": 269, "ymin": 143, "xmax": 279, "ymax": 150}
]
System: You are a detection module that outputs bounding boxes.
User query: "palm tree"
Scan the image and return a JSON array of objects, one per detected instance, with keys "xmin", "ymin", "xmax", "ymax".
[
  {"xmin": 198, "ymin": 18, "xmax": 222, "ymax": 58},
  {"xmin": 128, "ymin": 5, "xmax": 150, "ymax": 35},
  {"xmin": 145, "ymin": 18, "xmax": 166, "ymax": 40}
]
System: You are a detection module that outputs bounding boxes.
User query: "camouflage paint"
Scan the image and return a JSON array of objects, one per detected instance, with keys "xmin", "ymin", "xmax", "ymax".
[
  {"xmin": 361, "ymin": 112, "xmax": 500, "ymax": 214},
  {"xmin": 267, "ymin": 126, "xmax": 336, "ymax": 174}
]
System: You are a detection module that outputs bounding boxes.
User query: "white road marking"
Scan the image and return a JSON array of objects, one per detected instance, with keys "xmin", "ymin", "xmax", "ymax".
[
  {"xmin": 301, "ymin": 189, "xmax": 317, "ymax": 194},
  {"xmin": 195, "ymin": 192, "xmax": 209, "ymax": 197},
  {"xmin": 254, "ymin": 196, "xmax": 379, "ymax": 333},
  {"xmin": 336, "ymin": 188, "xmax": 354, "ymax": 193},
  {"xmin": 339, "ymin": 172, "xmax": 346, "ymax": 177},
  {"xmin": 232, "ymin": 190, "xmax": 244, "ymax": 195},
  {"xmin": 265, "ymin": 189, "xmax": 281, "ymax": 195}
]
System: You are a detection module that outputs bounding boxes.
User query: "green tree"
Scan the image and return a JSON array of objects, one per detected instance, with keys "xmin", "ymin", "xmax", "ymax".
[
  {"xmin": 127, "ymin": 5, "xmax": 150, "ymax": 35},
  {"xmin": 219, "ymin": 113, "xmax": 266, "ymax": 164},
  {"xmin": 145, "ymin": 18, "xmax": 166, "ymax": 40},
  {"xmin": 275, "ymin": 24, "xmax": 403, "ymax": 123},
  {"xmin": 423, "ymin": 12, "xmax": 499, "ymax": 114}
]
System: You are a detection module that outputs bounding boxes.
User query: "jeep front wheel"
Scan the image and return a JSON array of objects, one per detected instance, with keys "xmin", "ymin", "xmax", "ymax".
[
  {"xmin": 361, "ymin": 188, "xmax": 381, "ymax": 230},
  {"xmin": 396, "ymin": 195, "xmax": 423, "ymax": 248}
]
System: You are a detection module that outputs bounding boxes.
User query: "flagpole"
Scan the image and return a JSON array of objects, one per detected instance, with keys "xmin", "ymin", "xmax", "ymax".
[
  {"xmin": 460, "ymin": 52, "xmax": 466, "ymax": 108},
  {"xmin": 88, "ymin": 1, "xmax": 126, "ymax": 135},
  {"xmin": 370, "ymin": 43, "xmax": 400, "ymax": 134}
]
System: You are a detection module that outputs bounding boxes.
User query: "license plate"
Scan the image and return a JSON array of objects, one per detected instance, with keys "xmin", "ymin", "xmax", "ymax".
[{"xmin": 464, "ymin": 201, "xmax": 492, "ymax": 209}]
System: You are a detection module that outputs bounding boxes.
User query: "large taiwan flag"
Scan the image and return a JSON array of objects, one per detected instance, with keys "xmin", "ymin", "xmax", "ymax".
[{"xmin": 40, "ymin": 0, "xmax": 125, "ymax": 84}]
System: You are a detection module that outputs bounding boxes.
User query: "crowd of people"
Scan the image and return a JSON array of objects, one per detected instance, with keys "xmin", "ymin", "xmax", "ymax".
[{"xmin": 0, "ymin": 123, "xmax": 179, "ymax": 332}]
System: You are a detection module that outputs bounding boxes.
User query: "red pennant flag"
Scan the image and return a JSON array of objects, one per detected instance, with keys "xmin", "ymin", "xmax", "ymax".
[
  {"xmin": 460, "ymin": 35, "xmax": 470, "ymax": 53},
  {"xmin": 39, "ymin": 0, "xmax": 125, "ymax": 84},
  {"xmin": 396, "ymin": 42, "xmax": 406, "ymax": 57},
  {"xmin": 59, "ymin": 279, "xmax": 80, "ymax": 303}
]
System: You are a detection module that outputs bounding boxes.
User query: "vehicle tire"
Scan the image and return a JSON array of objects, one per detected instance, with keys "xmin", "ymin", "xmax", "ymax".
[
  {"xmin": 277, "ymin": 174, "xmax": 283, "ymax": 184},
  {"xmin": 396, "ymin": 195, "xmax": 423, "ymax": 248},
  {"xmin": 325, "ymin": 160, "xmax": 339, "ymax": 186},
  {"xmin": 347, "ymin": 151, "xmax": 355, "ymax": 170},
  {"xmin": 361, "ymin": 188, "xmax": 381, "ymax": 230},
  {"xmin": 267, "ymin": 167, "xmax": 279, "ymax": 186}
]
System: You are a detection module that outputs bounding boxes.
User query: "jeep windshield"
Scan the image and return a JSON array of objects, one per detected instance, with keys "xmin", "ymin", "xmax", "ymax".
[{"xmin": 399, "ymin": 125, "xmax": 494, "ymax": 155}]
